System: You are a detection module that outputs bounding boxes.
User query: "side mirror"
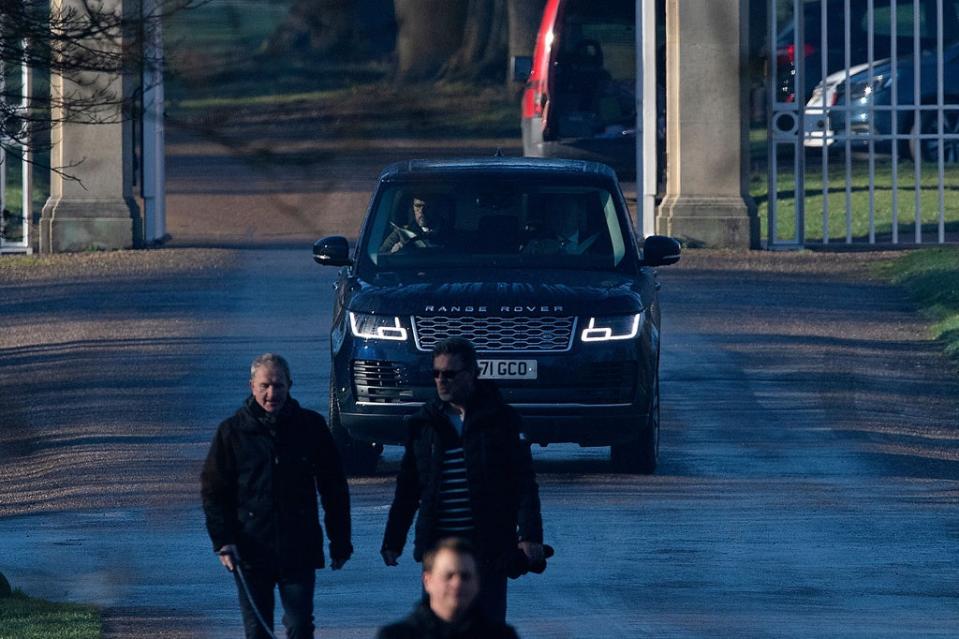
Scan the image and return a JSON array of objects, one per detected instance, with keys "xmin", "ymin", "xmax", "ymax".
[
  {"xmin": 313, "ymin": 236, "xmax": 353, "ymax": 266},
  {"xmin": 511, "ymin": 55, "xmax": 532, "ymax": 83},
  {"xmin": 641, "ymin": 235, "xmax": 681, "ymax": 267}
]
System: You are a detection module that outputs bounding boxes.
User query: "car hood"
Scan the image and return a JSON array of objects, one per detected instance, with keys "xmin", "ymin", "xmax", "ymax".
[
  {"xmin": 346, "ymin": 269, "xmax": 650, "ymax": 316},
  {"xmin": 820, "ymin": 59, "xmax": 889, "ymax": 89},
  {"xmin": 807, "ymin": 60, "xmax": 887, "ymax": 108}
]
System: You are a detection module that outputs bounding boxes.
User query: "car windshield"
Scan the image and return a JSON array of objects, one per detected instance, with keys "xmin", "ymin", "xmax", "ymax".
[{"xmin": 359, "ymin": 180, "xmax": 631, "ymax": 274}]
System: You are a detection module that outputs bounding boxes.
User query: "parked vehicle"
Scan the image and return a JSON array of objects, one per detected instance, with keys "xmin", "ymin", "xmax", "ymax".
[
  {"xmin": 803, "ymin": 41, "xmax": 959, "ymax": 162},
  {"xmin": 513, "ymin": 0, "xmax": 664, "ymax": 176},
  {"xmin": 775, "ymin": 0, "xmax": 958, "ymax": 104},
  {"xmin": 313, "ymin": 157, "xmax": 681, "ymax": 475}
]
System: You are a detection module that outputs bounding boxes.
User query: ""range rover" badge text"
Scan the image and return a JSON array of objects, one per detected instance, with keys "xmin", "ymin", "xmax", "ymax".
[{"xmin": 423, "ymin": 305, "xmax": 564, "ymax": 313}]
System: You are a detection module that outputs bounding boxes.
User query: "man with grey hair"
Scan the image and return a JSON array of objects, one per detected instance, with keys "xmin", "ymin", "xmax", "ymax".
[{"xmin": 202, "ymin": 353, "xmax": 352, "ymax": 639}]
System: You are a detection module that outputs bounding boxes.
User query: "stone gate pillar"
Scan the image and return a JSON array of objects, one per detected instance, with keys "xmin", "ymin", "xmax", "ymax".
[
  {"xmin": 40, "ymin": 0, "xmax": 140, "ymax": 253},
  {"xmin": 657, "ymin": 0, "xmax": 759, "ymax": 248}
]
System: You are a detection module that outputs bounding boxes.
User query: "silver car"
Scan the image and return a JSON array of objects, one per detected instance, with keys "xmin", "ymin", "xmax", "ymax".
[{"xmin": 803, "ymin": 42, "xmax": 959, "ymax": 162}]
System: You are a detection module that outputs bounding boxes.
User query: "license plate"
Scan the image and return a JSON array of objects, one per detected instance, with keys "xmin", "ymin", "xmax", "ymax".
[{"xmin": 478, "ymin": 359, "xmax": 538, "ymax": 379}]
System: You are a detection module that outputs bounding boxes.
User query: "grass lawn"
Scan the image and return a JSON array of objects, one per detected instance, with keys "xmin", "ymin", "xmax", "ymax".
[
  {"xmin": 164, "ymin": 0, "xmax": 378, "ymax": 106},
  {"xmin": 0, "ymin": 592, "xmax": 100, "ymax": 639},
  {"xmin": 750, "ymin": 142, "xmax": 959, "ymax": 245},
  {"xmin": 876, "ymin": 248, "xmax": 959, "ymax": 362},
  {"xmin": 747, "ymin": 127, "xmax": 959, "ymax": 246}
]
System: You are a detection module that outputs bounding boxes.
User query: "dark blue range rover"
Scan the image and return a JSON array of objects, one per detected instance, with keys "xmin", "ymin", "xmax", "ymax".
[{"xmin": 313, "ymin": 157, "xmax": 680, "ymax": 474}]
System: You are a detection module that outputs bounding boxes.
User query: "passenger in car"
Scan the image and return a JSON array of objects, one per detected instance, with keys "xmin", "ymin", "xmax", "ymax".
[
  {"xmin": 522, "ymin": 196, "xmax": 599, "ymax": 255},
  {"xmin": 380, "ymin": 196, "xmax": 451, "ymax": 253}
]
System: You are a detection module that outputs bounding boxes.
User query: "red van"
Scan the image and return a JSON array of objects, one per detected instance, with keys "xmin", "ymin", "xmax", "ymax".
[{"xmin": 514, "ymin": 0, "xmax": 662, "ymax": 175}]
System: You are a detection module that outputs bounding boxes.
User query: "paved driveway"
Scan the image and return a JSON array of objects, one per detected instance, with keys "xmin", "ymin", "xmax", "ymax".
[{"xmin": 1, "ymin": 139, "xmax": 957, "ymax": 638}]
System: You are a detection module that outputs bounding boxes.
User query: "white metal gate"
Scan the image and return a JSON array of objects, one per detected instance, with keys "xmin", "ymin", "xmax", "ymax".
[
  {"xmin": 768, "ymin": 0, "xmax": 959, "ymax": 248},
  {"xmin": 0, "ymin": 45, "xmax": 33, "ymax": 255}
]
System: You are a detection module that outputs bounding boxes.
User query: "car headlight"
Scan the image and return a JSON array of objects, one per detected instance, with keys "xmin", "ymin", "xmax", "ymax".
[
  {"xmin": 580, "ymin": 313, "xmax": 643, "ymax": 342},
  {"xmin": 848, "ymin": 75, "xmax": 890, "ymax": 101},
  {"xmin": 807, "ymin": 84, "xmax": 833, "ymax": 108},
  {"xmin": 349, "ymin": 312, "xmax": 408, "ymax": 341}
]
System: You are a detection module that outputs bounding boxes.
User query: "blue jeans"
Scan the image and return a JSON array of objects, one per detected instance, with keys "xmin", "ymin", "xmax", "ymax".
[{"xmin": 234, "ymin": 566, "xmax": 315, "ymax": 639}]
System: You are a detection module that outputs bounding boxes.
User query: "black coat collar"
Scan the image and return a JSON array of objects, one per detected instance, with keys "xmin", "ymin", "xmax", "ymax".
[
  {"xmin": 417, "ymin": 380, "xmax": 505, "ymax": 431},
  {"xmin": 238, "ymin": 396, "xmax": 301, "ymax": 432}
]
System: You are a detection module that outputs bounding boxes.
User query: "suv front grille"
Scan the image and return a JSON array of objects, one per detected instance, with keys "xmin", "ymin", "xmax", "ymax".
[
  {"xmin": 352, "ymin": 360, "xmax": 414, "ymax": 403},
  {"xmin": 413, "ymin": 315, "xmax": 576, "ymax": 352}
]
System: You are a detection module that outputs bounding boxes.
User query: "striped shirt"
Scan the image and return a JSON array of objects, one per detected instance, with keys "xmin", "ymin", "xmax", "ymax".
[{"xmin": 435, "ymin": 441, "xmax": 475, "ymax": 536}]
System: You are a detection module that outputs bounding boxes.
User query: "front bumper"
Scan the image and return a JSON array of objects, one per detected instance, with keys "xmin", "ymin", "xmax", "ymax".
[
  {"xmin": 337, "ymin": 402, "xmax": 649, "ymax": 447},
  {"xmin": 332, "ymin": 330, "xmax": 655, "ymax": 447},
  {"xmin": 802, "ymin": 106, "xmax": 901, "ymax": 151}
]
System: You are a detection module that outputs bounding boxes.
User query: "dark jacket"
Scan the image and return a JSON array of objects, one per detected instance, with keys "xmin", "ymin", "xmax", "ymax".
[
  {"xmin": 376, "ymin": 602, "xmax": 520, "ymax": 639},
  {"xmin": 201, "ymin": 396, "xmax": 352, "ymax": 574},
  {"xmin": 382, "ymin": 381, "xmax": 543, "ymax": 565}
]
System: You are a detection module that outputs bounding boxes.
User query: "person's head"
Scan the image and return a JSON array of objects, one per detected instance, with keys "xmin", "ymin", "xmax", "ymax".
[
  {"xmin": 249, "ymin": 353, "xmax": 291, "ymax": 414},
  {"xmin": 411, "ymin": 197, "xmax": 431, "ymax": 230},
  {"xmin": 410, "ymin": 196, "xmax": 446, "ymax": 234},
  {"xmin": 422, "ymin": 537, "xmax": 480, "ymax": 622},
  {"xmin": 431, "ymin": 337, "xmax": 479, "ymax": 406}
]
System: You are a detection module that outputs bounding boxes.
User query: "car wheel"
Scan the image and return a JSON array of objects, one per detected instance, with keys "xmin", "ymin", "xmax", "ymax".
[
  {"xmin": 610, "ymin": 373, "xmax": 659, "ymax": 474},
  {"xmin": 909, "ymin": 109, "xmax": 959, "ymax": 163},
  {"xmin": 329, "ymin": 380, "xmax": 381, "ymax": 476}
]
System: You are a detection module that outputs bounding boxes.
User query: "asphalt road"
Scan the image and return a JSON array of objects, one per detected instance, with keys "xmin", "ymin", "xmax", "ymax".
[{"xmin": 1, "ymin": 139, "xmax": 958, "ymax": 638}]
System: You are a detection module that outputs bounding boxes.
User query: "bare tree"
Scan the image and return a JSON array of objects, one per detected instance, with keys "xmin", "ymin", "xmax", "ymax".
[
  {"xmin": 0, "ymin": 0, "xmax": 197, "ymax": 166},
  {"xmin": 435, "ymin": 0, "xmax": 508, "ymax": 81},
  {"xmin": 396, "ymin": 0, "xmax": 544, "ymax": 82},
  {"xmin": 393, "ymin": 0, "xmax": 468, "ymax": 79}
]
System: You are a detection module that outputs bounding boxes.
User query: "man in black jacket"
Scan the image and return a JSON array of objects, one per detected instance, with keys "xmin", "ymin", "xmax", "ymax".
[
  {"xmin": 201, "ymin": 353, "xmax": 352, "ymax": 639},
  {"xmin": 381, "ymin": 337, "xmax": 544, "ymax": 623},
  {"xmin": 377, "ymin": 537, "xmax": 520, "ymax": 639}
]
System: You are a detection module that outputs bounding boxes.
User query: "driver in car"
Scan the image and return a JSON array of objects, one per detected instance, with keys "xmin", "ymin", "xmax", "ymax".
[{"xmin": 379, "ymin": 196, "xmax": 450, "ymax": 253}]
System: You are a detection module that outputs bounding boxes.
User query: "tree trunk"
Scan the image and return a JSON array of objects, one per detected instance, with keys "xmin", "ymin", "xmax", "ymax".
[
  {"xmin": 437, "ymin": 0, "xmax": 508, "ymax": 82},
  {"xmin": 394, "ymin": 0, "xmax": 468, "ymax": 80},
  {"xmin": 507, "ymin": 0, "xmax": 547, "ymax": 90},
  {"xmin": 508, "ymin": 0, "xmax": 545, "ymax": 60}
]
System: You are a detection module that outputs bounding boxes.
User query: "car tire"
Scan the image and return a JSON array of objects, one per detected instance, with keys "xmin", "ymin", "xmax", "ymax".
[
  {"xmin": 610, "ymin": 372, "xmax": 659, "ymax": 474},
  {"xmin": 909, "ymin": 109, "xmax": 959, "ymax": 164},
  {"xmin": 329, "ymin": 381, "xmax": 381, "ymax": 476}
]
